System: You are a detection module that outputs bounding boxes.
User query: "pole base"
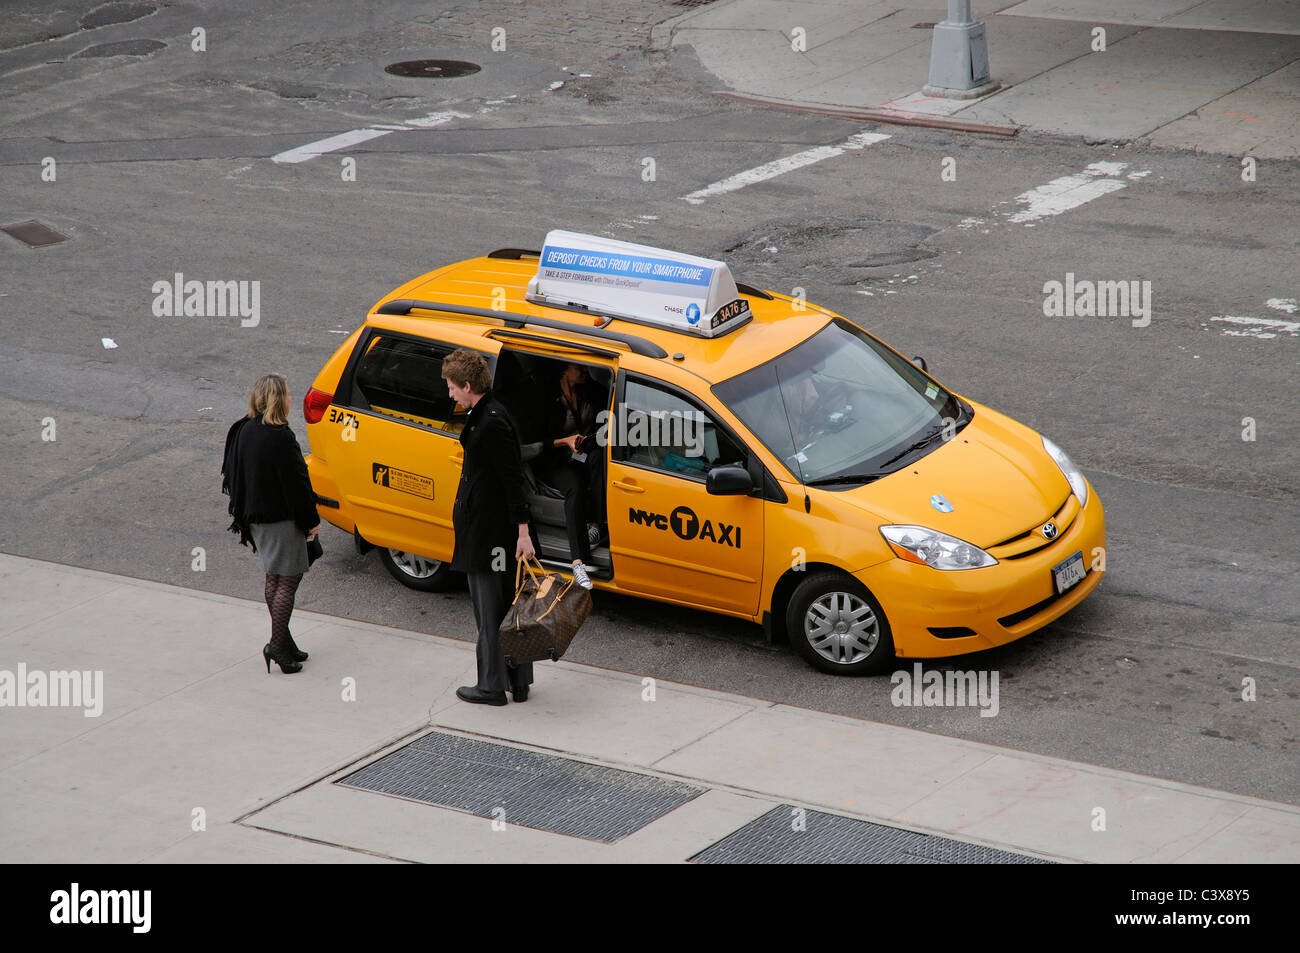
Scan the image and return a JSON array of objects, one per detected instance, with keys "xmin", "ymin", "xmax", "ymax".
[
  {"xmin": 926, "ymin": 19, "xmax": 994, "ymax": 93},
  {"xmin": 921, "ymin": 79, "xmax": 1002, "ymax": 100}
]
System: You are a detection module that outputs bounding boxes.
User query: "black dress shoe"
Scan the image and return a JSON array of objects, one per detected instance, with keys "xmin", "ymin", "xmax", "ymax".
[
  {"xmin": 512, "ymin": 686, "xmax": 529, "ymax": 703},
  {"xmin": 456, "ymin": 685, "xmax": 508, "ymax": 706}
]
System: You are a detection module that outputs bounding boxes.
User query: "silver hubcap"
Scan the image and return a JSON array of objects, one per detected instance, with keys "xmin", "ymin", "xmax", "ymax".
[
  {"xmin": 389, "ymin": 550, "xmax": 442, "ymax": 578},
  {"xmin": 804, "ymin": 591, "xmax": 879, "ymax": 664}
]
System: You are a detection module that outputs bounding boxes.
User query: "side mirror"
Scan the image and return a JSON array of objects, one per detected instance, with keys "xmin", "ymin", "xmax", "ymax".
[
  {"xmin": 707, "ymin": 465, "xmax": 753, "ymax": 496},
  {"xmin": 911, "ymin": 356, "xmax": 927, "ymax": 372}
]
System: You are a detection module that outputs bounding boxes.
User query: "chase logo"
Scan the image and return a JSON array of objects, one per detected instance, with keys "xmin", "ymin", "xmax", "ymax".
[
  {"xmin": 686, "ymin": 302, "xmax": 701, "ymax": 325},
  {"xmin": 930, "ymin": 494, "xmax": 954, "ymax": 513}
]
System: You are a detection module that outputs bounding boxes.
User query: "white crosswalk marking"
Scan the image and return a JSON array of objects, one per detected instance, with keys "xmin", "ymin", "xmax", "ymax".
[
  {"xmin": 271, "ymin": 111, "xmax": 470, "ymax": 164},
  {"xmin": 1007, "ymin": 161, "xmax": 1133, "ymax": 223},
  {"xmin": 681, "ymin": 131, "xmax": 890, "ymax": 205}
]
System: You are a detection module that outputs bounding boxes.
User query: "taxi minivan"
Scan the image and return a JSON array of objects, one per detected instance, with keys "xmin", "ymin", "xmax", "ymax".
[{"xmin": 302, "ymin": 231, "xmax": 1105, "ymax": 674}]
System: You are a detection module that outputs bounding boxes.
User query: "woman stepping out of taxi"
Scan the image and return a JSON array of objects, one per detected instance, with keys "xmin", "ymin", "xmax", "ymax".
[{"xmin": 538, "ymin": 362, "xmax": 605, "ymax": 589}]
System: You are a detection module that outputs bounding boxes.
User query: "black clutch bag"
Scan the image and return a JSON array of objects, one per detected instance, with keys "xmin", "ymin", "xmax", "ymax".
[{"xmin": 306, "ymin": 536, "xmax": 323, "ymax": 566}]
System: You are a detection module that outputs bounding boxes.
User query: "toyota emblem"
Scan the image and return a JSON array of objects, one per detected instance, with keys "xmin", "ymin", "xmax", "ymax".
[{"xmin": 1041, "ymin": 521, "xmax": 1058, "ymax": 540}]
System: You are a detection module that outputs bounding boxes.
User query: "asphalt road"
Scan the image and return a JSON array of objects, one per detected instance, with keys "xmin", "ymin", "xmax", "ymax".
[{"xmin": 2, "ymin": 0, "xmax": 1297, "ymax": 805}]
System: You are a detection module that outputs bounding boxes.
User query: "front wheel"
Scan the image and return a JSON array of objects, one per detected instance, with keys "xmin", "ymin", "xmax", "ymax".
[
  {"xmin": 377, "ymin": 548, "xmax": 456, "ymax": 592},
  {"xmin": 786, "ymin": 571, "xmax": 894, "ymax": 675}
]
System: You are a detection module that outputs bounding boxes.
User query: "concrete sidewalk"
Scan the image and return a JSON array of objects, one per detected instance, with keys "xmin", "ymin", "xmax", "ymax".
[
  {"xmin": 653, "ymin": 0, "xmax": 1300, "ymax": 159},
  {"xmin": 1, "ymin": 551, "xmax": 1297, "ymax": 863}
]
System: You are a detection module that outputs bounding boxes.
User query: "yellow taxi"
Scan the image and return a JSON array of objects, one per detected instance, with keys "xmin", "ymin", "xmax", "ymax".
[{"xmin": 303, "ymin": 231, "xmax": 1105, "ymax": 674}]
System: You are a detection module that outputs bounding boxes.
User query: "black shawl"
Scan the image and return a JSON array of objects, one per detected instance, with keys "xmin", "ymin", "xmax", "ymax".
[{"xmin": 221, "ymin": 416, "xmax": 256, "ymax": 550}]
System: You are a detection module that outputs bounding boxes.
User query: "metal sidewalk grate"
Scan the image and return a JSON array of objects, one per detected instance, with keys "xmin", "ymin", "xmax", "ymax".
[
  {"xmin": 338, "ymin": 731, "xmax": 704, "ymax": 843},
  {"xmin": 691, "ymin": 805, "xmax": 1054, "ymax": 864},
  {"xmin": 2, "ymin": 220, "xmax": 69, "ymax": 247}
]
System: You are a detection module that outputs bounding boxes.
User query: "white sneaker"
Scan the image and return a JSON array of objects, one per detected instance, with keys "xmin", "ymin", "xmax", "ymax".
[
  {"xmin": 572, "ymin": 562, "xmax": 593, "ymax": 590},
  {"xmin": 587, "ymin": 523, "xmax": 602, "ymax": 548}
]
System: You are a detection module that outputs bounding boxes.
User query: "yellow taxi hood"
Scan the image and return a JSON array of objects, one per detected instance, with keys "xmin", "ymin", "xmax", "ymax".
[{"xmin": 832, "ymin": 404, "xmax": 1071, "ymax": 549}]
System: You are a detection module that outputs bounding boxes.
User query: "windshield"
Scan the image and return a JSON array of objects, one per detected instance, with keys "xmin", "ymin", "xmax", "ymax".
[{"xmin": 712, "ymin": 319, "xmax": 969, "ymax": 485}]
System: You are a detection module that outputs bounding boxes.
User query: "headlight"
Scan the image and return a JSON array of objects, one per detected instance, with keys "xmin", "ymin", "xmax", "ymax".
[
  {"xmin": 880, "ymin": 525, "xmax": 997, "ymax": 570},
  {"xmin": 1042, "ymin": 436, "xmax": 1088, "ymax": 506}
]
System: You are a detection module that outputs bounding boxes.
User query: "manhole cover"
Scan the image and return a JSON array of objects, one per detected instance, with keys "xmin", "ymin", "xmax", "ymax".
[
  {"xmin": 1, "ymin": 220, "xmax": 69, "ymax": 247},
  {"xmin": 338, "ymin": 730, "xmax": 703, "ymax": 843},
  {"xmin": 384, "ymin": 59, "xmax": 481, "ymax": 79},
  {"xmin": 691, "ymin": 805, "xmax": 1053, "ymax": 864}
]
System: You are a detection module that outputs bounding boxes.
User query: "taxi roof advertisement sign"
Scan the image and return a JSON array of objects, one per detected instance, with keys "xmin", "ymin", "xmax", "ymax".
[{"xmin": 527, "ymin": 230, "xmax": 750, "ymax": 337}]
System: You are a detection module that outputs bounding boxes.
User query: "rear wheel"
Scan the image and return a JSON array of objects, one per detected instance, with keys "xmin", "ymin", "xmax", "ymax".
[
  {"xmin": 785, "ymin": 571, "xmax": 894, "ymax": 675},
  {"xmin": 378, "ymin": 548, "xmax": 456, "ymax": 592}
]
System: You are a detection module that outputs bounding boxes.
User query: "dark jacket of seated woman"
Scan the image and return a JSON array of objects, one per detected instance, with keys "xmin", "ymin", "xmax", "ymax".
[{"xmin": 540, "ymin": 371, "xmax": 605, "ymax": 473}]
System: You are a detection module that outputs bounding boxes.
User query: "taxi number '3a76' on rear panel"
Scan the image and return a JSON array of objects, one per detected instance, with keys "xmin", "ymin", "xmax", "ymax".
[{"xmin": 1053, "ymin": 551, "xmax": 1087, "ymax": 594}]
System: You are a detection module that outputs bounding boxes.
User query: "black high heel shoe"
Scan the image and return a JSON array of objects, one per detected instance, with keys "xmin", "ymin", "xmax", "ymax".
[
  {"xmin": 263, "ymin": 643, "xmax": 303, "ymax": 674},
  {"xmin": 285, "ymin": 631, "xmax": 308, "ymax": 662}
]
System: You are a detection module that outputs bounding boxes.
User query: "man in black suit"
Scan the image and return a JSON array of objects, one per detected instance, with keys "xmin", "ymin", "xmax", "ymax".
[{"xmin": 442, "ymin": 349, "xmax": 535, "ymax": 705}]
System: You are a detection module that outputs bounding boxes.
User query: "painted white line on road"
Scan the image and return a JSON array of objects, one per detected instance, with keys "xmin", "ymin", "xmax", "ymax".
[
  {"xmin": 1209, "ymin": 314, "xmax": 1300, "ymax": 338},
  {"xmin": 272, "ymin": 128, "xmax": 394, "ymax": 164},
  {"xmin": 1266, "ymin": 297, "xmax": 1297, "ymax": 314},
  {"xmin": 272, "ymin": 110, "xmax": 471, "ymax": 164},
  {"xmin": 1007, "ymin": 161, "xmax": 1135, "ymax": 223},
  {"xmin": 681, "ymin": 131, "xmax": 890, "ymax": 205}
]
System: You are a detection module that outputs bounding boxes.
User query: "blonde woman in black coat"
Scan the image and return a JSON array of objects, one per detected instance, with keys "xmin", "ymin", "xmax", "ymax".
[{"xmin": 222, "ymin": 373, "xmax": 320, "ymax": 674}]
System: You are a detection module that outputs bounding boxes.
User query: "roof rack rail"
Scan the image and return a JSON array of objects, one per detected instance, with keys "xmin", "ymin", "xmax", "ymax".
[
  {"xmin": 487, "ymin": 329, "xmax": 621, "ymax": 359},
  {"xmin": 374, "ymin": 298, "xmax": 669, "ymax": 359},
  {"xmin": 736, "ymin": 282, "xmax": 773, "ymax": 301}
]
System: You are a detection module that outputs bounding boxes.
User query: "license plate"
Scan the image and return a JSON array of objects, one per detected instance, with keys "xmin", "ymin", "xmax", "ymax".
[{"xmin": 1052, "ymin": 551, "xmax": 1086, "ymax": 595}]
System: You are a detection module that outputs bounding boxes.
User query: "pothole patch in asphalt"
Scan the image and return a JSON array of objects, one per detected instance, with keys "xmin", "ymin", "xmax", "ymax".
[
  {"xmin": 73, "ymin": 38, "xmax": 166, "ymax": 58},
  {"xmin": 78, "ymin": 2, "xmax": 157, "ymax": 31},
  {"xmin": 722, "ymin": 219, "xmax": 940, "ymax": 282},
  {"xmin": 249, "ymin": 80, "xmax": 321, "ymax": 99}
]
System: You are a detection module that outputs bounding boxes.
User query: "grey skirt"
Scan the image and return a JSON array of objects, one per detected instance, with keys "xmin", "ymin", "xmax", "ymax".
[{"xmin": 250, "ymin": 520, "xmax": 310, "ymax": 575}]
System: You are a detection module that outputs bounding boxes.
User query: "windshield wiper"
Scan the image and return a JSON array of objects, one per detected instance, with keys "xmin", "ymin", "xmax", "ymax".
[
  {"xmin": 805, "ymin": 472, "xmax": 886, "ymax": 487},
  {"xmin": 874, "ymin": 427, "xmax": 946, "ymax": 469}
]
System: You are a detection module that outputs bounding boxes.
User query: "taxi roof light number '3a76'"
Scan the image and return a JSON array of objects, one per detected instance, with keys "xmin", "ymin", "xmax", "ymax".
[{"xmin": 526, "ymin": 230, "xmax": 752, "ymax": 337}]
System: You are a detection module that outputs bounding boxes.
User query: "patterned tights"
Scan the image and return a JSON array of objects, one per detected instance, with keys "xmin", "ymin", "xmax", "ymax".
[{"xmin": 263, "ymin": 573, "xmax": 303, "ymax": 651}]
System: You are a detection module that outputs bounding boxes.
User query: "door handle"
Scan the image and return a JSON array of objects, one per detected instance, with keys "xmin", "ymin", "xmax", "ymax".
[
  {"xmin": 449, "ymin": 454, "xmax": 463, "ymax": 465},
  {"xmin": 612, "ymin": 480, "xmax": 644, "ymax": 493}
]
